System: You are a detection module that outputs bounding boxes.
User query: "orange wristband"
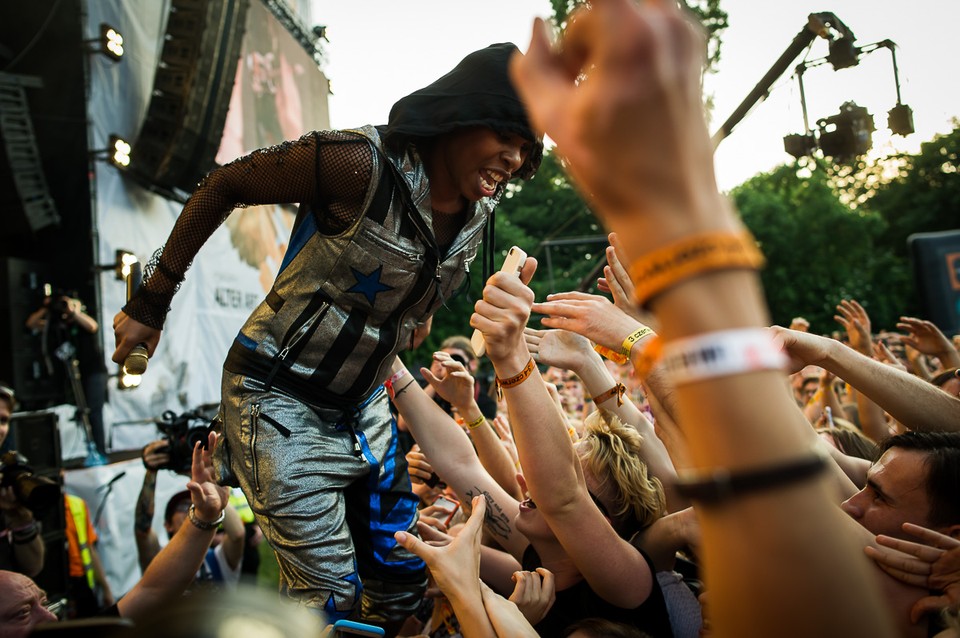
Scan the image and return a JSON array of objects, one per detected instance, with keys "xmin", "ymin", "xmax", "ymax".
[
  {"xmin": 636, "ymin": 335, "xmax": 663, "ymax": 379},
  {"xmin": 495, "ymin": 358, "xmax": 536, "ymax": 401},
  {"xmin": 592, "ymin": 382, "xmax": 626, "ymax": 407},
  {"xmin": 629, "ymin": 231, "xmax": 765, "ymax": 307},
  {"xmin": 594, "ymin": 344, "xmax": 628, "ymax": 365}
]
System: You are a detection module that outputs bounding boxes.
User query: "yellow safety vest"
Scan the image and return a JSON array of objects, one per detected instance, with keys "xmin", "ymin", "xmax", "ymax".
[
  {"xmin": 229, "ymin": 488, "xmax": 255, "ymax": 524},
  {"xmin": 65, "ymin": 494, "xmax": 95, "ymax": 589}
]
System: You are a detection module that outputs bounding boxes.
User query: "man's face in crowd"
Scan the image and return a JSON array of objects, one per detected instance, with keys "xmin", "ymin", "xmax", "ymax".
[
  {"xmin": 0, "ymin": 571, "xmax": 57, "ymax": 637},
  {"xmin": 841, "ymin": 447, "xmax": 934, "ymax": 540}
]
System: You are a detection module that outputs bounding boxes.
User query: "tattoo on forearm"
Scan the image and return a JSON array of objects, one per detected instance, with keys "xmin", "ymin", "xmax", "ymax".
[
  {"xmin": 135, "ymin": 472, "xmax": 157, "ymax": 534},
  {"xmin": 468, "ymin": 486, "xmax": 512, "ymax": 540}
]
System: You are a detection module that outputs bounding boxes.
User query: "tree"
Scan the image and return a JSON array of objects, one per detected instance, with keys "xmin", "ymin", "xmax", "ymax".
[{"xmin": 731, "ymin": 161, "xmax": 896, "ymax": 332}]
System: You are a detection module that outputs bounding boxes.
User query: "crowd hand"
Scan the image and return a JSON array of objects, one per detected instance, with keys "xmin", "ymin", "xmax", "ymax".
[
  {"xmin": 395, "ymin": 496, "xmax": 486, "ymax": 606},
  {"xmin": 790, "ymin": 317, "xmax": 811, "ymax": 333},
  {"xmin": 769, "ymin": 326, "xmax": 831, "ymax": 374},
  {"xmin": 897, "ymin": 316, "xmax": 960, "ymax": 362},
  {"xmin": 112, "ymin": 310, "xmax": 162, "ymax": 364},
  {"xmin": 596, "ymin": 232, "xmax": 653, "ymax": 325},
  {"xmin": 405, "ymin": 446, "xmax": 435, "ymax": 485},
  {"xmin": 471, "ymin": 260, "xmax": 538, "ymax": 365},
  {"xmin": 478, "ymin": 581, "xmax": 540, "ymax": 638},
  {"xmin": 141, "ymin": 439, "xmax": 172, "ymax": 471},
  {"xmin": 0, "ymin": 486, "xmax": 32, "ymax": 524},
  {"xmin": 507, "ymin": 568, "xmax": 556, "ymax": 626},
  {"xmin": 188, "ymin": 432, "xmax": 229, "ymax": 522},
  {"xmin": 524, "ymin": 327, "xmax": 594, "ymax": 370},
  {"xmin": 532, "ymin": 292, "xmax": 640, "ymax": 353},
  {"xmin": 509, "ymin": 0, "xmax": 735, "ymax": 255},
  {"xmin": 864, "ymin": 522, "xmax": 960, "ymax": 624},
  {"xmin": 835, "ymin": 299, "xmax": 874, "ymax": 356},
  {"xmin": 492, "ymin": 416, "xmax": 520, "ymax": 467},
  {"xmin": 420, "ymin": 352, "xmax": 475, "ymax": 408},
  {"xmin": 874, "ymin": 341, "xmax": 908, "ymax": 374},
  {"xmin": 416, "ymin": 509, "xmax": 450, "ymax": 536}
]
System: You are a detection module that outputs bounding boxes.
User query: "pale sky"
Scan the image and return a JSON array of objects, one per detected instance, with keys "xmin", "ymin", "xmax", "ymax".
[{"xmin": 312, "ymin": 0, "xmax": 960, "ymax": 192}]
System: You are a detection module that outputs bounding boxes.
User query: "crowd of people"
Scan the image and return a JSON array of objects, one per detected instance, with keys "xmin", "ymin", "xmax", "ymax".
[{"xmin": 3, "ymin": 0, "xmax": 959, "ymax": 636}]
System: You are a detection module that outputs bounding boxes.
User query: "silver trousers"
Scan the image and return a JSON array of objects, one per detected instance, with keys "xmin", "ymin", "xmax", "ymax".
[{"xmin": 214, "ymin": 370, "xmax": 426, "ymax": 623}]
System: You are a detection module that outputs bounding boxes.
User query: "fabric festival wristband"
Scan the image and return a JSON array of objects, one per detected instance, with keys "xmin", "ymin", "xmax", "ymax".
[
  {"xmin": 495, "ymin": 358, "xmax": 536, "ymax": 401},
  {"xmin": 384, "ymin": 368, "xmax": 409, "ymax": 399},
  {"xmin": 629, "ymin": 231, "xmax": 765, "ymax": 307},
  {"xmin": 594, "ymin": 344, "xmax": 628, "ymax": 365},
  {"xmin": 659, "ymin": 329, "xmax": 788, "ymax": 386},
  {"xmin": 464, "ymin": 415, "xmax": 486, "ymax": 430},
  {"xmin": 592, "ymin": 382, "xmax": 626, "ymax": 407},
  {"xmin": 622, "ymin": 326, "xmax": 656, "ymax": 357},
  {"xmin": 675, "ymin": 451, "xmax": 828, "ymax": 506}
]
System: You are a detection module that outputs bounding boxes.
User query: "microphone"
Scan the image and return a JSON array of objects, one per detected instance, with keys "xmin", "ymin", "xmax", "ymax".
[{"xmin": 123, "ymin": 262, "xmax": 149, "ymax": 376}]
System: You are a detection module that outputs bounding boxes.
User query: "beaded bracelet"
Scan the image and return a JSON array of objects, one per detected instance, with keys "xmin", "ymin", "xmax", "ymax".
[
  {"xmin": 629, "ymin": 231, "xmax": 765, "ymax": 307},
  {"xmin": 495, "ymin": 358, "xmax": 536, "ymax": 401}
]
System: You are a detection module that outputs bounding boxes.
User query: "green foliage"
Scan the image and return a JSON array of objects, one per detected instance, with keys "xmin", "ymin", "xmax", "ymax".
[
  {"xmin": 549, "ymin": 0, "xmax": 729, "ymax": 72},
  {"xmin": 731, "ymin": 161, "xmax": 895, "ymax": 332}
]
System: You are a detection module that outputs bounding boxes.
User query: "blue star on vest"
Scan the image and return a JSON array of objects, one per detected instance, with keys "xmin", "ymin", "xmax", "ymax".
[{"xmin": 347, "ymin": 265, "xmax": 393, "ymax": 305}]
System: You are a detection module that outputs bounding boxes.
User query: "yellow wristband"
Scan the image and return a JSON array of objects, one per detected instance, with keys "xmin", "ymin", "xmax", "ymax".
[
  {"xmin": 594, "ymin": 344, "xmax": 628, "ymax": 365},
  {"xmin": 465, "ymin": 415, "xmax": 486, "ymax": 430},
  {"xmin": 622, "ymin": 326, "xmax": 656, "ymax": 357}
]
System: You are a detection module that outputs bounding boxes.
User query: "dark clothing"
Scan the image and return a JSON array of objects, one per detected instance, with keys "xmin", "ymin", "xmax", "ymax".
[{"xmin": 523, "ymin": 545, "xmax": 674, "ymax": 637}]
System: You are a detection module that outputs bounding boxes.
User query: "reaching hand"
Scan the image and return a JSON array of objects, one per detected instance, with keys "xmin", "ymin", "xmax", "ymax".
[
  {"xmin": 508, "ymin": 568, "xmax": 556, "ymax": 626},
  {"xmin": 187, "ymin": 432, "xmax": 229, "ymax": 522},
  {"xmin": 524, "ymin": 327, "xmax": 595, "ymax": 371},
  {"xmin": 897, "ymin": 317, "xmax": 960, "ymax": 367},
  {"xmin": 395, "ymin": 496, "xmax": 486, "ymax": 605},
  {"xmin": 405, "ymin": 446, "xmax": 436, "ymax": 485},
  {"xmin": 767, "ymin": 327, "xmax": 831, "ymax": 374},
  {"xmin": 420, "ymin": 351, "xmax": 476, "ymax": 410},
  {"xmin": 865, "ymin": 522, "xmax": 960, "ymax": 624},
  {"xmin": 873, "ymin": 341, "xmax": 908, "ymax": 374},
  {"xmin": 532, "ymin": 292, "xmax": 641, "ymax": 353},
  {"xmin": 596, "ymin": 232, "xmax": 653, "ymax": 326},
  {"xmin": 834, "ymin": 299, "xmax": 873, "ymax": 356},
  {"xmin": 492, "ymin": 415, "xmax": 520, "ymax": 468}
]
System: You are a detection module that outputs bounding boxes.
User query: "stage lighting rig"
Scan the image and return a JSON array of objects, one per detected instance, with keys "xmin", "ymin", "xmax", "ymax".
[
  {"xmin": 816, "ymin": 101, "xmax": 876, "ymax": 161},
  {"xmin": 85, "ymin": 23, "xmax": 124, "ymax": 62}
]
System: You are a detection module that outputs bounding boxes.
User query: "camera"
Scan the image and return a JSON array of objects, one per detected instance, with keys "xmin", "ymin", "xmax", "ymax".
[
  {"xmin": 0, "ymin": 451, "xmax": 60, "ymax": 514},
  {"xmin": 156, "ymin": 409, "xmax": 213, "ymax": 473}
]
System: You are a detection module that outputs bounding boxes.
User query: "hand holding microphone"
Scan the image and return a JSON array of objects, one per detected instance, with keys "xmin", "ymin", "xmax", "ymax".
[{"xmin": 121, "ymin": 262, "xmax": 150, "ymax": 375}]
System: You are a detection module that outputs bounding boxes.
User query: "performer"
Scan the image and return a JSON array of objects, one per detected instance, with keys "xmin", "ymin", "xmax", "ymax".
[{"xmin": 112, "ymin": 43, "xmax": 541, "ymax": 631}]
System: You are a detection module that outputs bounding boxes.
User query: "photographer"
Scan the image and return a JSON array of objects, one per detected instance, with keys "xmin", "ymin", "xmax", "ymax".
[
  {"xmin": 134, "ymin": 439, "xmax": 244, "ymax": 588},
  {"xmin": 25, "ymin": 288, "xmax": 108, "ymax": 456},
  {"xmin": 0, "ymin": 384, "xmax": 44, "ymax": 577}
]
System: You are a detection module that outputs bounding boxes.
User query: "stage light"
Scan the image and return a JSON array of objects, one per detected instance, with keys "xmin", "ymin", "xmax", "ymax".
[
  {"xmin": 827, "ymin": 36, "xmax": 859, "ymax": 70},
  {"xmin": 109, "ymin": 135, "xmax": 131, "ymax": 168},
  {"xmin": 783, "ymin": 133, "xmax": 817, "ymax": 160},
  {"xmin": 85, "ymin": 23, "xmax": 124, "ymax": 62},
  {"xmin": 887, "ymin": 103, "xmax": 915, "ymax": 137},
  {"xmin": 816, "ymin": 101, "xmax": 875, "ymax": 162},
  {"xmin": 115, "ymin": 250, "xmax": 138, "ymax": 280},
  {"xmin": 100, "ymin": 24, "xmax": 124, "ymax": 61}
]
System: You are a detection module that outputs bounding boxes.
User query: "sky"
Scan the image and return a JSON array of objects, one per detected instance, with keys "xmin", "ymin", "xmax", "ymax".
[{"xmin": 311, "ymin": 0, "xmax": 960, "ymax": 192}]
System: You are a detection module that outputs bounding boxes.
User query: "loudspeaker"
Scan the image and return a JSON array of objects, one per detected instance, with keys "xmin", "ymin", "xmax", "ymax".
[
  {"xmin": 0, "ymin": 258, "xmax": 64, "ymax": 408},
  {"xmin": 9, "ymin": 410, "xmax": 63, "ymax": 476},
  {"xmin": 909, "ymin": 229, "xmax": 960, "ymax": 337},
  {"xmin": 130, "ymin": 0, "xmax": 249, "ymax": 192}
]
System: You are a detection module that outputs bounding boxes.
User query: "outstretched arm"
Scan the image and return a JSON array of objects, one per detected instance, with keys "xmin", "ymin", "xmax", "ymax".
[
  {"xmin": 118, "ymin": 432, "xmax": 229, "ymax": 622},
  {"xmin": 511, "ymin": 3, "xmax": 894, "ymax": 636},
  {"xmin": 774, "ymin": 327, "xmax": 960, "ymax": 433}
]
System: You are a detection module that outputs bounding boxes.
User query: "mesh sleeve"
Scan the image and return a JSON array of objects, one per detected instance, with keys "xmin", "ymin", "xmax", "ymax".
[{"xmin": 123, "ymin": 131, "xmax": 374, "ymax": 328}]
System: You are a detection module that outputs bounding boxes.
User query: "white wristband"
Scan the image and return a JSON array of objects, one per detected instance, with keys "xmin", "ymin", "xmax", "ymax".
[{"xmin": 660, "ymin": 329, "xmax": 787, "ymax": 386}]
